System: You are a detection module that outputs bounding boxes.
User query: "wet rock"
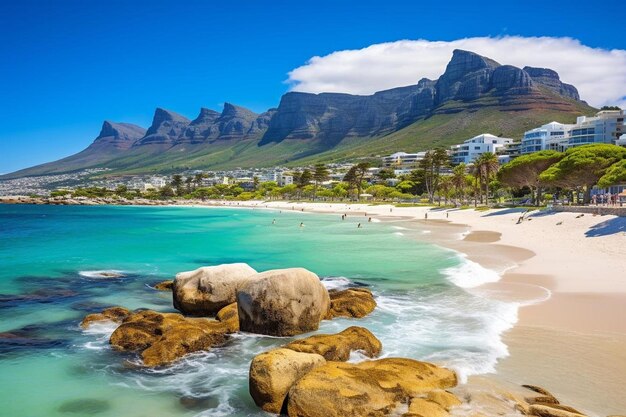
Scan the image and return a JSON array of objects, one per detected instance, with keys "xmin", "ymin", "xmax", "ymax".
[
  {"xmin": 249, "ymin": 348, "xmax": 326, "ymax": 414},
  {"xmin": 215, "ymin": 302, "xmax": 239, "ymax": 332},
  {"xmin": 529, "ymin": 404, "xmax": 586, "ymax": 417},
  {"xmin": 528, "ymin": 396, "xmax": 560, "ymax": 405},
  {"xmin": 237, "ymin": 268, "xmax": 330, "ymax": 337},
  {"xmin": 81, "ymin": 306, "xmax": 131, "ymax": 329},
  {"xmin": 153, "ymin": 280, "xmax": 173, "ymax": 291},
  {"xmin": 325, "ymin": 288, "xmax": 376, "ymax": 319},
  {"xmin": 284, "ymin": 326, "xmax": 381, "ymax": 361},
  {"xmin": 522, "ymin": 384, "xmax": 557, "ymax": 397},
  {"xmin": 178, "ymin": 395, "xmax": 220, "ymax": 411},
  {"xmin": 57, "ymin": 398, "xmax": 110, "ymax": 414},
  {"xmin": 107, "ymin": 308, "xmax": 236, "ymax": 366},
  {"xmin": 173, "ymin": 263, "xmax": 258, "ymax": 315},
  {"xmin": 287, "ymin": 358, "xmax": 457, "ymax": 417},
  {"xmin": 426, "ymin": 390, "xmax": 462, "ymax": 410},
  {"xmin": 404, "ymin": 398, "xmax": 449, "ymax": 417}
]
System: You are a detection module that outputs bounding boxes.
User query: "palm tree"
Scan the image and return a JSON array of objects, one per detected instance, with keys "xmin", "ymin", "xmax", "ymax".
[
  {"xmin": 474, "ymin": 152, "xmax": 500, "ymax": 206},
  {"xmin": 451, "ymin": 163, "xmax": 466, "ymax": 206}
]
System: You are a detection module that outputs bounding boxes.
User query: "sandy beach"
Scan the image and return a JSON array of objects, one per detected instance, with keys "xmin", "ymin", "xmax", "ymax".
[{"xmin": 204, "ymin": 200, "xmax": 626, "ymax": 416}]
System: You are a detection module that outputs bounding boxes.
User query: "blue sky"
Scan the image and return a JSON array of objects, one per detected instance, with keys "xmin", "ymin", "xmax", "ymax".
[{"xmin": 1, "ymin": 0, "xmax": 624, "ymax": 173}]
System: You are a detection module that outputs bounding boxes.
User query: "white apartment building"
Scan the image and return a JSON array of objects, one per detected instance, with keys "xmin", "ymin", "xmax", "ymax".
[
  {"xmin": 149, "ymin": 176, "xmax": 168, "ymax": 188},
  {"xmin": 278, "ymin": 174, "xmax": 293, "ymax": 186},
  {"xmin": 568, "ymin": 110, "xmax": 624, "ymax": 147},
  {"xmin": 450, "ymin": 134, "xmax": 514, "ymax": 165},
  {"xmin": 521, "ymin": 122, "xmax": 573, "ymax": 154},
  {"xmin": 381, "ymin": 152, "xmax": 427, "ymax": 169}
]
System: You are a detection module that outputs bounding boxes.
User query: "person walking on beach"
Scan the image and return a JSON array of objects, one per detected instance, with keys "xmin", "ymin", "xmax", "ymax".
[
  {"xmin": 446, "ymin": 212, "xmax": 449, "ymax": 219},
  {"xmin": 425, "ymin": 213, "xmax": 428, "ymax": 220}
]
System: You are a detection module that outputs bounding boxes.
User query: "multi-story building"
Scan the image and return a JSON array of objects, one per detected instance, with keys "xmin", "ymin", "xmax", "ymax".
[
  {"xmin": 450, "ymin": 134, "xmax": 514, "ymax": 165},
  {"xmin": 278, "ymin": 174, "xmax": 293, "ymax": 186},
  {"xmin": 521, "ymin": 122, "xmax": 573, "ymax": 154},
  {"xmin": 381, "ymin": 152, "xmax": 427, "ymax": 169},
  {"xmin": 568, "ymin": 110, "xmax": 624, "ymax": 147}
]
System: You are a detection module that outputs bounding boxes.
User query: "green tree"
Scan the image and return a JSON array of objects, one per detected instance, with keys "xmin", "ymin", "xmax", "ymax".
[
  {"xmin": 539, "ymin": 144, "xmax": 626, "ymax": 203},
  {"xmin": 160, "ymin": 184, "xmax": 175, "ymax": 198},
  {"xmin": 498, "ymin": 150, "xmax": 563, "ymax": 206},
  {"xmin": 193, "ymin": 173, "xmax": 205, "ymax": 188},
  {"xmin": 343, "ymin": 162, "xmax": 370, "ymax": 199},
  {"xmin": 451, "ymin": 164, "xmax": 467, "ymax": 206},
  {"xmin": 185, "ymin": 176, "xmax": 193, "ymax": 194},
  {"xmin": 598, "ymin": 159, "xmax": 626, "ymax": 188},
  {"xmin": 473, "ymin": 152, "xmax": 500, "ymax": 206},
  {"xmin": 418, "ymin": 148, "xmax": 449, "ymax": 203},
  {"xmin": 171, "ymin": 175, "xmax": 184, "ymax": 196},
  {"xmin": 376, "ymin": 168, "xmax": 396, "ymax": 183},
  {"xmin": 312, "ymin": 164, "xmax": 330, "ymax": 199}
]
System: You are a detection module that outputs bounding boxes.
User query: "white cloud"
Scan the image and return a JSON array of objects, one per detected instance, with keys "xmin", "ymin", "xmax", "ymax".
[{"xmin": 287, "ymin": 37, "xmax": 626, "ymax": 108}]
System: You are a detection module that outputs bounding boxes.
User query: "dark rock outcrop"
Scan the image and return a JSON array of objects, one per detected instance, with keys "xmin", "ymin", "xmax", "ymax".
[
  {"xmin": 91, "ymin": 121, "xmax": 146, "ymax": 150},
  {"xmin": 135, "ymin": 108, "xmax": 191, "ymax": 146},
  {"xmin": 435, "ymin": 49, "xmax": 500, "ymax": 103},
  {"xmin": 524, "ymin": 66, "xmax": 580, "ymax": 100}
]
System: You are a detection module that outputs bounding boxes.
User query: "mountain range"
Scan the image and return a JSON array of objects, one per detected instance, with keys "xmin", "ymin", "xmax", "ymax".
[{"xmin": 4, "ymin": 50, "xmax": 595, "ymax": 179}]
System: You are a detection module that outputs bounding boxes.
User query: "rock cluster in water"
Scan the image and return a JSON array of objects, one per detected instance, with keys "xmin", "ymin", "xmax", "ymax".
[
  {"xmin": 80, "ymin": 263, "xmax": 596, "ymax": 417},
  {"xmin": 81, "ymin": 263, "xmax": 374, "ymax": 367}
]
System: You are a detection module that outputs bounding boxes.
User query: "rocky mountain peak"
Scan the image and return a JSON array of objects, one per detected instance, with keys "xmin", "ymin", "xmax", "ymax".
[
  {"xmin": 523, "ymin": 66, "xmax": 580, "ymax": 100},
  {"xmin": 220, "ymin": 103, "xmax": 258, "ymax": 119},
  {"xmin": 92, "ymin": 121, "xmax": 146, "ymax": 150},
  {"xmin": 135, "ymin": 108, "xmax": 191, "ymax": 146}
]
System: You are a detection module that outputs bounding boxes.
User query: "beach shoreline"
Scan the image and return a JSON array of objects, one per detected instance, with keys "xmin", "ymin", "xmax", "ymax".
[
  {"xmin": 3, "ymin": 198, "xmax": 625, "ymax": 414},
  {"xmin": 189, "ymin": 199, "xmax": 625, "ymax": 415}
]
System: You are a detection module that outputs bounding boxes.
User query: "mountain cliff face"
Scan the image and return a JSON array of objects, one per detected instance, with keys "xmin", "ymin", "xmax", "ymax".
[
  {"xmin": 90, "ymin": 121, "xmax": 146, "ymax": 150},
  {"xmin": 523, "ymin": 66, "xmax": 580, "ymax": 100},
  {"xmin": 260, "ymin": 50, "xmax": 582, "ymax": 144},
  {"xmin": 3, "ymin": 49, "xmax": 593, "ymax": 179}
]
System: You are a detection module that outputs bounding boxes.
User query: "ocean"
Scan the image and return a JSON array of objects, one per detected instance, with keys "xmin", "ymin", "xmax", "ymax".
[{"xmin": 0, "ymin": 204, "xmax": 517, "ymax": 417}]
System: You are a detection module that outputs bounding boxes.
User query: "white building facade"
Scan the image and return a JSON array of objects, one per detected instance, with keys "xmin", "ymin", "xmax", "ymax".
[
  {"xmin": 381, "ymin": 152, "xmax": 427, "ymax": 169},
  {"xmin": 450, "ymin": 134, "xmax": 514, "ymax": 165},
  {"xmin": 521, "ymin": 122, "xmax": 573, "ymax": 154},
  {"xmin": 568, "ymin": 110, "xmax": 624, "ymax": 147}
]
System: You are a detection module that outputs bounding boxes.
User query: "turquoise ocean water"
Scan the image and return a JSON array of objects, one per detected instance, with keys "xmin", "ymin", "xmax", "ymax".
[{"xmin": 0, "ymin": 205, "xmax": 517, "ymax": 417}]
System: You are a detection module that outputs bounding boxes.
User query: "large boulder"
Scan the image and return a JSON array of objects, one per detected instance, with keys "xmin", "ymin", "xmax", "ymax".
[
  {"xmin": 287, "ymin": 358, "xmax": 457, "ymax": 417},
  {"xmin": 236, "ymin": 268, "xmax": 330, "ymax": 336},
  {"xmin": 173, "ymin": 263, "xmax": 257, "ymax": 316},
  {"xmin": 249, "ymin": 348, "xmax": 326, "ymax": 414},
  {"xmin": 105, "ymin": 306, "xmax": 237, "ymax": 366},
  {"xmin": 284, "ymin": 326, "xmax": 381, "ymax": 361},
  {"xmin": 326, "ymin": 288, "xmax": 376, "ymax": 319}
]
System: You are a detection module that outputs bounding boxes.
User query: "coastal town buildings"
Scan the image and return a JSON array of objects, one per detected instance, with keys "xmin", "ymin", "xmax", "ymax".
[
  {"xmin": 449, "ymin": 134, "xmax": 515, "ymax": 164},
  {"xmin": 381, "ymin": 152, "xmax": 427, "ymax": 169},
  {"xmin": 520, "ymin": 110, "xmax": 625, "ymax": 154},
  {"xmin": 521, "ymin": 121, "xmax": 573, "ymax": 154},
  {"xmin": 569, "ymin": 110, "xmax": 624, "ymax": 147}
]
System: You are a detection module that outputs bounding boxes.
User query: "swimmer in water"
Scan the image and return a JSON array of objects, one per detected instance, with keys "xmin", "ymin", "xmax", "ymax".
[
  {"xmin": 357, "ymin": 223, "xmax": 361, "ymax": 228},
  {"xmin": 368, "ymin": 217, "xmax": 372, "ymax": 222},
  {"xmin": 300, "ymin": 222, "xmax": 304, "ymax": 227},
  {"xmin": 272, "ymin": 219, "xmax": 276, "ymax": 224}
]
